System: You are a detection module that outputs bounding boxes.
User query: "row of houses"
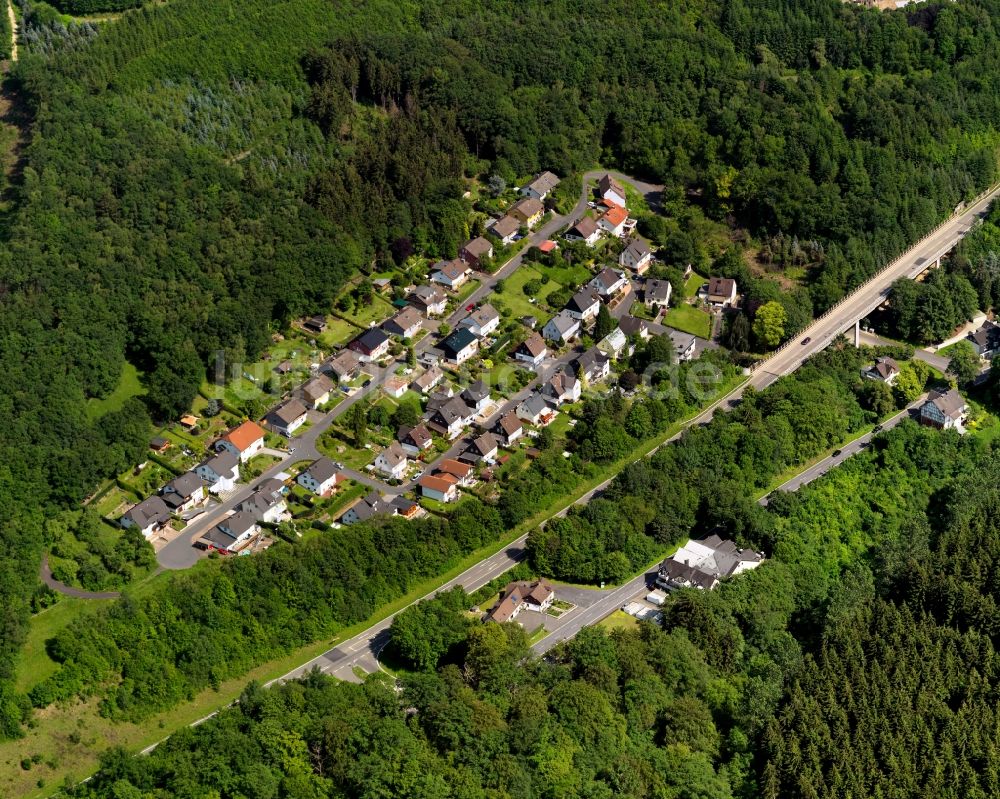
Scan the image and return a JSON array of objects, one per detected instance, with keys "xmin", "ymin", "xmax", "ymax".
[{"xmin": 862, "ymin": 356, "xmax": 968, "ymax": 432}]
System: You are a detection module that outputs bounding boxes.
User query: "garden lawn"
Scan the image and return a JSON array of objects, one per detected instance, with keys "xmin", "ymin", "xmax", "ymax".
[
  {"xmin": 85, "ymin": 362, "xmax": 144, "ymax": 420},
  {"xmin": 664, "ymin": 304, "xmax": 712, "ymax": 338},
  {"xmin": 535, "ymin": 260, "xmax": 590, "ymax": 288},
  {"xmin": 684, "ymin": 271, "xmax": 707, "ymax": 298},
  {"xmin": 495, "ymin": 265, "xmax": 562, "ymax": 318}
]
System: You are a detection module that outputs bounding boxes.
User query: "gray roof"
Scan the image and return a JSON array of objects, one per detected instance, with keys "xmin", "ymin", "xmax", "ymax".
[
  {"xmin": 544, "ymin": 370, "xmax": 578, "ymax": 399},
  {"xmin": 646, "ymin": 279, "xmax": 672, "ymax": 303},
  {"xmin": 471, "ymin": 432, "xmax": 499, "ymax": 456},
  {"xmin": 220, "ymin": 510, "xmax": 258, "ymax": 537},
  {"xmin": 926, "ymin": 388, "xmax": 966, "ymax": 419},
  {"xmin": 271, "ymin": 398, "xmax": 308, "ymax": 426},
  {"xmin": 569, "ymin": 216, "xmax": 598, "ymax": 239},
  {"xmin": 490, "ymin": 215, "xmax": 520, "ymax": 238},
  {"xmin": 462, "ymin": 236, "xmax": 493, "ymax": 259},
  {"xmin": 462, "ymin": 380, "xmax": 490, "ymax": 403},
  {"xmin": 163, "ymin": 472, "xmax": 203, "ymax": 500},
  {"xmin": 621, "ymin": 237, "xmax": 650, "ymax": 261},
  {"xmin": 517, "ymin": 332, "xmax": 547, "ymax": 357},
  {"xmin": 968, "ymin": 320, "xmax": 1000, "ymax": 351},
  {"xmin": 526, "ymin": 171, "xmax": 560, "ymax": 194},
  {"xmin": 327, "ymin": 349, "xmax": 360, "ymax": 376},
  {"xmin": 433, "ymin": 396, "xmax": 472, "ymax": 426},
  {"xmin": 461, "ymin": 304, "xmax": 499, "ymax": 331},
  {"xmin": 239, "ymin": 490, "xmax": 284, "ymax": 519},
  {"xmin": 575, "ymin": 347, "xmax": 609, "ymax": 377},
  {"xmin": 545, "ymin": 311, "xmax": 580, "ymax": 337},
  {"xmin": 123, "ymin": 495, "xmax": 170, "ymax": 528},
  {"xmin": 668, "ymin": 329, "xmax": 696, "ymax": 354},
  {"xmin": 200, "ymin": 449, "xmax": 239, "ymax": 477},
  {"xmin": 352, "ymin": 327, "xmax": 390, "ymax": 353},
  {"xmin": 519, "ymin": 392, "xmax": 550, "ymax": 418},
  {"xmin": 304, "ymin": 457, "xmax": 339, "ymax": 484},
  {"xmin": 300, "ymin": 374, "xmax": 334, "ymax": 402},
  {"xmin": 618, "ymin": 315, "xmax": 650, "ymax": 337},
  {"xmin": 566, "ymin": 288, "xmax": 600, "ymax": 314},
  {"xmin": 409, "ymin": 284, "xmax": 446, "ymax": 305}
]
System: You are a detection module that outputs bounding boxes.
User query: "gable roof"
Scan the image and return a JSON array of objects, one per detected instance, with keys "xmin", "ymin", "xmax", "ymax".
[
  {"xmin": 599, "ymin": 204, "xmax": 628, "ymax": 227},
  {"xmin": 516, "ymin": 332, "xmax": 547, "ymax": 357},
  {"xmin": 164, "ymin": 472, "xmax": 203, "ymax": 499},
  {"xmin": 618, "ymin": 315, "xmax": 650, "ymax": 338},
  {"xmin": 462, "ymin": 237, "xmax": 493, "ymax": 259},
  {"xmin": 437, "ymin": 458, "xmax": 473, "ymax": 480},
  {"xmin": 969, "ymin": 320, "xmax": 1000, "ymax": 350},
  {"xmin": 384, "ymin": 306, "xmax": 424, "ymax": 334},
  {"xmin": 497, "ymin": 412, "xmax": 522, "ymax": 437},
  {"xmin": 471, "ymin": 432, "xmax": 499, "ymax": 456},
  {"xmin": 926, "ymin": 388, "xmax": 966, "ymax": 419},
  {"xmin": 400, "ymin": 423, "xmax": 433, "ymax": 449},
  {"xmin": 434, "ymin": 396, "xmax": 472, "ymax": 426},
  {"xmin": 304, "ymin": 457, "xmax": 338, "ymax": 484},
  {"xmin": 462, "ymin": 304, "xmax": 500, "ymax": 330},
  {"xmin": 592, "ymin": 267, "xmax": 625, "ymax": 291},
  {"xmin": 575, "ymin": 347, "xmax": 610, "ymax": 377},
  {"xmin": 220, "ymin": 420, "xmax": 266, "ymax": 453},
  {"xmin": 271, "ymin": 398, "xmax": 308, "ymax": 425},
  {"xmin": 599, "ymin": 173, "xmax": 626, "ymax": 198},
  {"xmin": 526, "ymin": 171, "xmax": 560, "ymax": 194},
  {"xmin": 418, "ymin": 474, "xmax": 458, "ymax": 494},
  {"xmin": 490, "ymin": 215, "xmax": 520, "ymax": 238},
  {"xmin": 300, "ymin": 374, "xmax": 334, "ymax": 402},
  {"xmin": 440, "ymin": 327, "xmax": 478, "ymax": 357},
  {"xmin": 124, "ymin": 496, "xmax": 170, "ymax": 528},
  {"xmin": 566, "ymin": 288, "xmax": 600, "ymax": 314},
  {"xmin": 462, "ymin": 379, "xmax": 491, "ymax": 403},
  {"xmin": 546, "ymin": 311, "xmax": 579, "ymax": 336},
  {"xmin": 646, "ymin": 278, "xmax": 672, "ymax": 302},
  {"xmin": 201, "ymin": 449, "xmax": 239, "ymax": 477},
  {"xmin": 621, "ymin": 236, "xmax": 651, "ymax": 262},
  {"xmin": 510, "ymin": 196, "xmax": 544, "ymax": 218},
  {"xmin": 434, "ymin": 259, "xmax": 469, "ymax": 280},
  {"xmin": 409, "ymin": 284, "xmax": 447, "ymax": 305},
  {"xmin": 378, "ymin": 442, "xmax": 408, "ymax": 468},
  {"xmin": 868, "ymin": 356, "xmax": 900, "ymax": 379},
  {"xmin": 518, "ymin": 392, "xmax": 550, "ymax": 418},
  {"xmin": 569, "ymin": 216, "xmax": 598, "ymax": 239},
  {"xmin": 708, "ymin": 277, "xmax": 737, "ymax": 297},
  {"xmin": 412, "ymin": 365, "xmax": 444, "ymax": 390},
  {"xmin": 327, "ymin": 349, "xmax": 360, "ymax": 375}
]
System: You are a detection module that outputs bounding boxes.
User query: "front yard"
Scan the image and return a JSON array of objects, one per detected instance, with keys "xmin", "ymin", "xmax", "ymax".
[{"xmin": 663, "ymin": 304, "xmax": 712, "ymax": 338}]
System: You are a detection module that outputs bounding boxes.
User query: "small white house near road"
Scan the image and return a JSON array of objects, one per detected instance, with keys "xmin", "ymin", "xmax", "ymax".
[
  {"xmin": 656, "ymin": 535, "xmax": 764, "ymax": 592},
  {"xmin": 596, "ymin": 205, "xmax": 629, "ymax": 238},
  {"xmin": 495, "ymin": 412, "xmax": 524, "ymax": 447},
  {"xmin": 268, "ymin": 398, "xmax": 308, "ymax": 437},
  {"xmin": 399, "ymin": 423, "xmax": 434, "ymax": 456},
  {"xmin": 489, "ymin": 215, "xmax": 520, "ymax": 246},
  {"xmin": 516, "ymin": 392, "xmax": 552, "ymax": 425},
  {"xmin": 565, "ymin": 216, "xmax": 601, "ymax": 247},
  {"xmin": 705, "ymin": 277, "xmax": 738, "ymax": 307},
  {"xmin": 429, "ymin": 396, "xmax": 474, "ymax": 440},
  {"xmin": 920, "ymin": 388, "xmax": 967, "ymax": 432},
  {"xmin": 459, "ymin": 303, "xmax": 501, "ymax": 337},
  {"xmin": 862, "ymin": 356, "xmax": 900, "ymax": 384},
  {"xmin": 543, "ymin": 370, "xmax": 581, "ymax": 406},
  {"xmin": 201, "ymin": 511, "xmax": 259, "ymax": 555},
  {"xmin": 374, "ymin": 442, "xmax": 409, "ymax": 480},
  {"xmin": 514, "ymin": 332, "xmax": 547, "ymax": 366},
  {"xmin": 598, "ymin": 173, "xmax": 627, "ymax": 208},
  {"xmin": 431, "ymin": 259, "xmax": 472, "ymax": 290},
  {"xmin": 461, "ymin": 380, "xmax": 492, "ymax": 414},
  {"xmin": 565, "ymin": 288, "xmax": 601, "ymax": 322},
  {"xmin": 440, "ymin": 327, "xmax": 480, "ymax": 365},
  {"xmin": 589, "ymin": 267, "xmax": 628, "ymax": 300},
  {"xmin": 238, "ymin": 482, "xmax": 287, "ymax": 524},
  {"xmin": 598, "ymin": 327, "xmax": 629, "ymax": 360},
  {"xmin": 297, "ymin": 457, "xmax": 340, "ymax": 496},
  {"xmin": 299, "ymin": 374, "xmax": 334, "ymax": 409},
  {"xmin": 575, "ymin": 348, "xmax": 611, "ymax": 383},
  {"xmin": 382, "ymin": 306, "xmax": 425, "ymax": 340},
  {"xmin": 120, "ymin": 495, "xmax": 171, "ymax": 538},
  {"xmin": 418, "ymin": 473, "xmax": 459, "ymax": 503},
  {"xmin": 620, "ymin": 237, "xmax": 652, "ymax": 274},
  {"xmin": 645, "ymin": 278, "xmax": 673, "ymax": 310},
  {"xmin": 521, "ymin": 171, "xmax": 560, "ymax": 201},
  {"xmin": 195, "ymin": 450, "xmax": 241, "ymax": 495},
  {"xmin": 407, "ymin": 284, "xmax": 448, "ymax": 316},
  {"xmin": 669, "ymin": 330, "xmax": 697, "ymax": 362},
  {"xmin": 215, "ymin": 420, "xmax": 267, "ymax": 463},
  {"xmin": 161, "ymin": 472, "xmax": 205, "ymax": 513},
  {"xmin": 543, "ymin": 311, "xmax": 581, "ymax": 345}
]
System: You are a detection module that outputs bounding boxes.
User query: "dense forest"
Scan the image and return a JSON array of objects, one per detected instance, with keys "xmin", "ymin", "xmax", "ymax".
[
  {"xmin": 4, "ymin": 0, "xmax": 1000, "ymax": 748},
  {"xmin": 69, "ymin": 423, "xmax": 1000, "ymax": 798}
]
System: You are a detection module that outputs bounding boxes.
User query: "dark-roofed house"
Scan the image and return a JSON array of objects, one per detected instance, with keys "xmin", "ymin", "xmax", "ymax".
[
  {"xmin": 920, "ymin": 388, "xmax": 967, "ymax": 431},
  {"xmin": 417, "ymin": 473, "xmax": 459, "ymax": 503},
  {"xmin": 440, "ymin": 327, "xmax": 480, "ymax": 365},
  {"xmin": 542, "ymin": 311, "xmax": 581, "ymax": 345},
  {"xmin": 645, "ymin": 278, "xmax": 673, "ymax": 309},
  {"xmin": 429, "ymin": 396, "xmax": 474, "ymax": 440},
  {"xmin": 495, "ymin": 412, "xmax": 524, "ymax": 447},
  {"xmin": 489, "ymin": 215, "xmax": 520, "ymax": 246},
  {"xmin": 121, "ymin": 495, "xmax": 171, "ymax": 538},
  {"xmin": 669, "ymin": 330, "xmax": 697, "ymax": 362},
  {"xmin": 468, "ymin": 432, "xmax": 499, "ymax": 463},
  {"xmin": 516, "ymin": 392, "xmax": 552, "ymax": 425},
  {"xmin": 862, "ymin": 356, "xmax": 900, "ymax": 384},
  {"xmin": 461, "ymin": 380, "xmax": 492, "ymax": 414},
  {"xmin": 656, "ymin": 535, "xmax": 764, "ymax": 592},
  {"xmin": 598, "ymin": 173, "xmax": 627, "ymax": 207},
  {"xmin": 299, "ymin": 374, "xmax": 334, "ymax": 409},
  {"xmin": 407, "ymin": 284, "xmax": 448, "ymax": 316},
  {"xmin": 349, "ymin": 328, "xmax": 391, "ymax": 363},
  {"xmin": 565, "ymin": 216, "xmax": 600, "ymax": 247},
  {"xmin": 509, "ymin": 197, "xmax": 544, "ymax": 228},
  {"xmin": 521, "ymin": 171, "xmax": 560, "ymax": 201},
  {"xmin": 382, "ymin": 306, "xmax": 425, "ymax": 340},
  {"xmin": 326, "ymin": 349, "xmax": 361, "ymax": 382},
  {"xmin": 543, "ymin": 370, "xmax": 581, "ymax": 406},
  {"xmin": 514, "ymin": 332, "xmax": 547, "ymax": 366},
  {"xmin": 589, "ymin": 267, "xmax": 628, "ymax": 299},
  {"xmin": 341, "ymin": 492, "xmax": 396, "ymax": 525},
  {"xmin": 150, "ymin": 437, "xmax": 171, "ymax": 454},
  {"xmin": 460, "ymin": 237, "xmax": 494, "ymax": 268},
  {"xmin": 374, "ymin": 442, "xmax": 409, "ymax": 480},
  {"xmin": 399, "ymin": 423, "xmax": 434, "ymax": 456},
  {"xmin": 618, "ymin": 315, "xmax": 651, "ymax": 340},
  {"xmin": 967, "ymin": 320, "xmax": 1000, "ymax": 359},
  {"xmin": 459, "ymin": 304, "xmax": 501, "ymax": 337},
  {"xmin": 303, "ymin": 315, "xmax": 327, "ymax": 334},
  {"xmin": 161, "ymin": 472, "xmax": 205, "ymax": 513},
  {"xmin": 620, "ymin": 237, "xmax": 652, "ymax": 273},
  {"xmin": 706, "ymin": 277, "xmax": 738, "ymax": 307},
  {"xmin": 486, "ymin": 580, "xmax": 555, "ymax": 623},
  {"xmin": 575, "ymin": 348, "xmax": 611, "ymax": 383},
  {"xmin": 201, "ymin": 511, "xmax": 259, "ymax": 555},
  {"xmin": 195, "ymin": 450, "xmax": 240, "ymax": 495},
  {"xmin": 238, "ymin": 484, "xmax": 287, "ymax": 524},
  {"xmin": 268, "ymin": 398, "xmax": 308, "ymax": 437},
  {"xmin": 565, "ymin": 288, "xmax": 601, "ymax": 322},
  {"xmin": 431, "ymin": 259, "xmax": 472, "ymax": 290},
  {"xmin": 297, "ymin": 457, "xmax": 340, "ymax": 496}
]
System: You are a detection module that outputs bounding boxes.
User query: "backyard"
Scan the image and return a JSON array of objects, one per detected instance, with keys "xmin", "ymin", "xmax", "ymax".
[{"xmin": 664, "ymin": 303, "xmax": 712, "ymax": 338}]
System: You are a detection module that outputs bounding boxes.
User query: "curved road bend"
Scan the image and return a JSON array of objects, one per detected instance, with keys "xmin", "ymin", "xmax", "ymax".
[{"xmin": 40, "ymin": 555, "xmax": 121, "ymax": 600}]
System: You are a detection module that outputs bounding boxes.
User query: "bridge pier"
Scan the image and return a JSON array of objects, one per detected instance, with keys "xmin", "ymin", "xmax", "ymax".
[{"xmin": 855, "ymin": 320, "xmax": 861, "ymax": 348}]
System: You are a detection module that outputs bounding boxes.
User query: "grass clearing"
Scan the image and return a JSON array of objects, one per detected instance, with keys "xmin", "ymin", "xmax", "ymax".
[
  {"xmin": 535, "ymin": 261, "xmax": 590, "ymax": 288},
  {"xmin": 664, "ymin": 304, "xmax": 712, "ymax": 338},
  {"xmin": 85, "ymin": 362, "xmax": 144, "ymax": 420},
  {"xmin": 494, "ymin": 265, "xmax": 561, "ymax": 319},
  {"xmin": 597, "ymin": 610, "xmax": 640, "ymax": 632},
  {"xmin": 684, "ymin": 271, "xmax": 707, "ymax": 298}
]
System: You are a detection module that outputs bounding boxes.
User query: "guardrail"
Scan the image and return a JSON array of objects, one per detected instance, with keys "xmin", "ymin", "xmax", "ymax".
[{"xmin": 750, "ymin": 182, "xmax": 1000, "ymax": 370}]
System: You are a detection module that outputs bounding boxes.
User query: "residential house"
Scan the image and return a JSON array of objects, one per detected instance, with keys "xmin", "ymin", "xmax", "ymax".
[
  {"xmin": 440, "ymin": 327, "xmax": 480, "ymax": 365},
  {"xmin": 598, "ymin": 327, "xmax": 629, "ymax": 360},
  {"xmin": 326, "ymin": 349, "xmax": 361, "ymax": 382},
  {"xmin": 297, "ymin": 457, "xmax": 340, "ymax": 496},
  {"xmin": 543, "ymin": 370, "xmax": 581, "ymax": 405},
  {"xmin": 417, "ymin": 473, "xmax": 459, "ymax": 503},
  {"xmin": 429, "ymin": 396, "xmax": 474, "ymax": 439},
  {"xmin": 645, "ymin": 278, "xmax": 673, "ymax": 310},
  {"xmin": 195, "ymin": 450, "xmax": 240, "ymax": 495},
  {"xmin": 407, "ymin": 284, "xmax": 448, "ymax": 316},
  {"xmin": 431, "ymin": 259, "xmax": 472, "ymax": 290},
  {"xmin": 160, "ymin": 472, "xmax": 205, "ymax": 513},
  {"xmin": 437, "ymin": 458, "xmax": 474, "ymax": 486},
  {"xmin": 620, "ymin": 237, "xmax": 652, "ymax": 274},
  {"xmin": 489, "ymin": 215, "xmax": 520, "ymax": 246},
  {"xmin": 618, "ymin": 315, "xmax": 651, "ymax": 340},
  {"xmin": 398, "ymin": 423, "xmax": 434, "ymax": 457},
  {"xmin": 967, "ymin": 320, "xmax": 1000, "ymax": 359},
  {"xmin": 543, "ymin": 311, "xmax": 581, "ymax": 345},
  {"xmin": 516, "ymin": 392, "xmax": 552, "ymax": 425},
  {"xmin": 486, "ymin": 580, "xmax": 555, "ymax": 622},
  {"xmin": 299, "ymin": 374, "xmax": 334, "ymax": 409},
  {"xmin": 469, "ymin": 432, "xmax": 499, "ymax": 463},
  {"xmin": 382, "ymin": 306, "xmax": 425, "ymax": 340},
  {"xmin": 149, "ymin": 436, "xmax": 171, "ymax": 454},
  {"xmin": 706, "ymin": 277, "xmax": 738, "ymax": 307},
  {"xmin": 589, "ymin": 268, "xmax": 628, "ymax": 301},
  {"xmin": 656, "ymin": 535, "xmax": 764, "ymax": 592},
  {"xmin": 920, "ymin": 388, "xmax": 967, "ymax": 431},
  {"xmin": 565, "ymin": 216, "xmax": 600, "ymax": 246},
  {"xmin": 411, "ymin": 365, "xmax": 444, "ymax": 394},
  {"xmin": 521, "ymin": 171, "xmax": 560, "ymax": 201},
  {"xmin": 598, "ymin": 173, "xmax": 627, "ymax": 207},
  {"xmin": 215, "ymin": 420, "xmax": 266, "ymax": 463},
  {"xmin": 862, "ymin": 356, "xmax": 900, "ymax": 384},
  {"xmin": 597, "ymin": 204, "xmax": 628, "ymax": 238},
  {"xmin": 495, "ymin": 412, "xmax": 524, "ymax": 447},
  {"xmin": 268, "ymin": 398, "xmax": 308, "ymax": 437},
  {"xmin": 461, "ymin": 380, "xmax": 492, "ymax": 415},
  {"xmin": 565, "ymin": 288, "xmax": 601, "ymax": 322},
  {"xmin": 460, "ymin": 237, "xmax": 494, "ymax": 268},
  {"xmin": 575, "ymin": 348, "xmax": 611, "ymax": 383},
  {"xmin": 391, "ymin": 497, "xmax": 421, "ymax": 519},
  {"xmin": 378, "ymin": 377, "xmax": 406, "ymax": 401},
  {"xmin": 459, "ymin": 303, "xmax": 501, "ymax": 338},
  {"xmin": 238, "ymin": 483, "xmax": 287, "ymax": 524},
  {"xmin": 514, "ymin": 332, "xmax": 547, "ymax": 366},
  {"xmin": 426, "ymin": 386, "xmax": 457, "ymax": 414},
  {"xmin": 348, "ymin": 328, "xmax": 391, "ymax": 363},
  {"xmin": 120, "ymin": 495, "xmax": 171, "ymax": 538},
  {"xmin": 669, "ymin": 330, "xmax": 697, "ymax": 362},
  {"xmin": 201, "ymin": 511, "xmax": 259, "ymax": 554},
  {"xmin": 509, "ymin": 197, "xmax": 544, "ymax": 228},
  {"xmin": 373, "ymin": 442, "xmax": 408, "ymax": 480},
  {"xmin": 340, "ymin": 492, "xmax": 395, "ymax": 525}
]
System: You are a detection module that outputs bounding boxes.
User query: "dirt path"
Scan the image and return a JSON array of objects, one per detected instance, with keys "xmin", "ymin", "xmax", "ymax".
[
  {"xmin": 40, "ymin": 554, "xmax": 122, "ymax": 599},
  {"xmin": 6, "ymin": 0, "xmax": 16, "ymax": 63}
]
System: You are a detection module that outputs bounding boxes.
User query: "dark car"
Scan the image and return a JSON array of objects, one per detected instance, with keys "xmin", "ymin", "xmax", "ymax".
[
  {"xmin": 832, "ymin": 449, "xmax": 842, "ymax": 457},
  {"xmin": 873, "ymin": 424, "xmax": 883, "ymax": 433},
  {"xmin": 802, "ymin": 336, "xmax": 812, "ymax": 345},
  {"xmin": 362, "ymin": 379, "xmax": 372, "ymax": 388}
]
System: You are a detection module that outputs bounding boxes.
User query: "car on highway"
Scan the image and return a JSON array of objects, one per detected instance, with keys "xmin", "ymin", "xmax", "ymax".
[
  {"xmin": 873, "ymin": 424, "xmax": 883, "ymax": 432},
  {"xmin": 832, "ymin": 449, "xmax": 842, "ymax": 457},
  {"xmin": 801, "ymin": 336, "xmax": 812, "ymax": 345}
]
